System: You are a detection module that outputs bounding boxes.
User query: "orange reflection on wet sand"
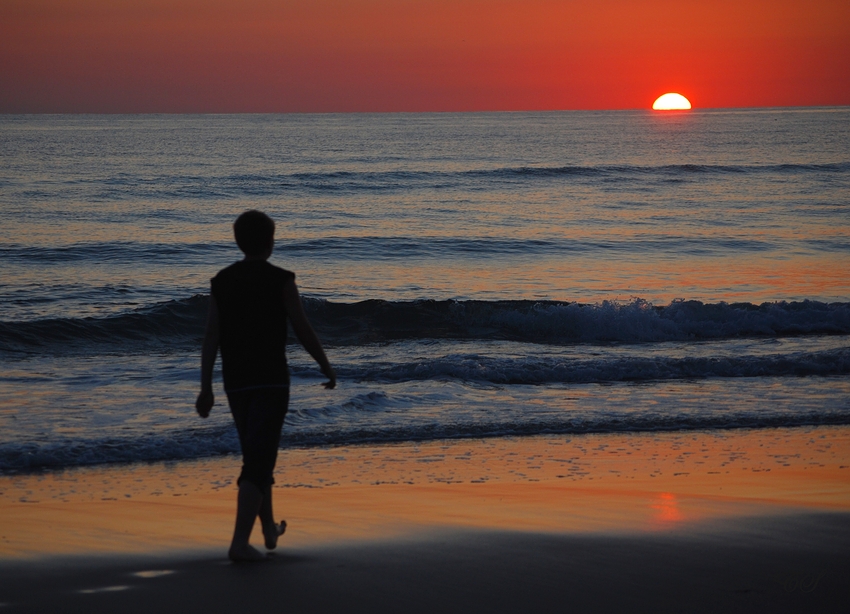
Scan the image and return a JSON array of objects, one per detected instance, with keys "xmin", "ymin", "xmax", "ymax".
[
  {"xmin": 650, "ymin": 492, "xmax": 684, "ymax": 528},
  {"xmin": 1, "ymin": 426, "xmax": 848, "ymax": 559}
]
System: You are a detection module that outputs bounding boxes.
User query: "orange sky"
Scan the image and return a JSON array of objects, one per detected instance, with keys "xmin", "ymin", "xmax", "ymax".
[{"xmin": 1, "ymin": 0, "xmax": 848, "ymax": 112}]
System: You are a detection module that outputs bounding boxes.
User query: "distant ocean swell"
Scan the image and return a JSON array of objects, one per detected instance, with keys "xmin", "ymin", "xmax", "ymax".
[
  {"xmin": 8, "ymin": 234, "xmax": 848, "ymax": 263},
  {"xmin": 0, "ymin": 242, "xmax": 230, "ymax": 263},
  {"xmin": 7, "ymin": 162, "xmax": 848, "ymax": 200},
  {"xmin": 2, "ymin": 297, "xmax": 849, "ymax": 353}
]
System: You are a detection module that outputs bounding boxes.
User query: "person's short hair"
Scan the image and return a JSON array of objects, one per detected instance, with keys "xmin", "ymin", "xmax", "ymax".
[{"xmin": 233, "ymin": 210, "xmax": 275, "ymax": 256}]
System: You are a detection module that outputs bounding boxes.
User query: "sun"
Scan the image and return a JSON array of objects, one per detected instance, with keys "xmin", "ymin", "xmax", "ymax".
[{"xmin": 652, "ymin": 93, "xmax": 692, "ymax": 110}]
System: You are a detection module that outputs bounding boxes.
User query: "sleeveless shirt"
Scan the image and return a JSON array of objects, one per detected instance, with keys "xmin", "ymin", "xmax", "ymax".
[{"xmin": 210, "ymin": 260, "xmax": 295, "ymax": 391}]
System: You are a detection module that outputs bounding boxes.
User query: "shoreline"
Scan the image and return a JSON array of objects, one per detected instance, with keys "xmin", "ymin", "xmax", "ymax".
[
  {"xmin": 1, "ymin": 426, "xmax": 849, "ymax": 611},
  {"xmin": 2, "ymin": 425, "xmax": 848, "ymax": 557}
]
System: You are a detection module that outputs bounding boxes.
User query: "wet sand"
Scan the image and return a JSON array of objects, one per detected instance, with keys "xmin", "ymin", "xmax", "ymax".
[{"xmin": 1, "ymin": 426, "xmax": 849, "ymax": 612}]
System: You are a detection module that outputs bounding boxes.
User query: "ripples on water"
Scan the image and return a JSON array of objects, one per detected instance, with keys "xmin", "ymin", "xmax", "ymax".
[{"xmin": 0, "ymin": 109, "xmax": 848, "ymax": 471}]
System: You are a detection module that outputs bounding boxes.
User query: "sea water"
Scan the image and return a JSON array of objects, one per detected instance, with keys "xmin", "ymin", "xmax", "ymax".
[{"xmin": 1, "ymin": 109, "xmax": 848, "ymax": 472}]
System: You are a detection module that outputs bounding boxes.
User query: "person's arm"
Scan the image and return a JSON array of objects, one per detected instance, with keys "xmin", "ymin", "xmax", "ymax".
[
  {"xmin": 195, "ymin": 296, "xmax": 220, "ymax": 417},
  {"xmin": 283, "ymin": 277, "xmax": 336, "ymax": 389}
]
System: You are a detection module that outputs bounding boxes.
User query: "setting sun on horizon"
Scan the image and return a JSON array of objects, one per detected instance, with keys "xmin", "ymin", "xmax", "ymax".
[
  {"xmin": 1, "ymin": 0, "xmax": 849, "ymax": 112},
  {"xmin": 652, "ymin": 93, "xmax": 692, "ymax": 110}
]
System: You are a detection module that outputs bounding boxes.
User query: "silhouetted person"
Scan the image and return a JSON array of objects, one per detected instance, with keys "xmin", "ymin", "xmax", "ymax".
[{"xmin": 196, "ymin": 210, "xmax": 335, "ymax": 562}]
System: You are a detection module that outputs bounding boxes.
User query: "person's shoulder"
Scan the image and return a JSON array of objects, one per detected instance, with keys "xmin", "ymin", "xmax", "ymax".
[
  {"xmin": 264, "ymin": 261, "xmax": 296, "ymax": 282},
  {"xmin": 212, "ymin": 261, "xmax": 244, "ymax": 282}
]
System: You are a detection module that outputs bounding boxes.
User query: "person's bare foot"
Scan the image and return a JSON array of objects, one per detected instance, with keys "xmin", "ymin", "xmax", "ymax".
[
  {"xmin": 263, "ymin": 520, "xmax": 286, "ymax": 550},
  {"xmin": 228, "ymin": 544, "xmax": 268, "ymax": 562}
]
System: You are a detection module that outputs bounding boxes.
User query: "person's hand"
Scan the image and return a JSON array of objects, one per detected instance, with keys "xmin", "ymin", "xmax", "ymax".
[
  {"xmin": 196, "ymin": 389, "xmax": 214, "ymax": 417},
  {"xmin": 321, "ymin": 365, "xmax": 336, "ymax": 390}
]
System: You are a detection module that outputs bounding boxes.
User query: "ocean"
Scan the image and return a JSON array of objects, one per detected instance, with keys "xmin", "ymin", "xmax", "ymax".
[{"xmin": 1, "ymin": 109, "xmax": 849, "ymax": 473}]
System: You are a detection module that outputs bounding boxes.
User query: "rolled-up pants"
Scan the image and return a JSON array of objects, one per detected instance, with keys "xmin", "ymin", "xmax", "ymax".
[{"xmin": 226, "ymin": 387, "xmax": 290, "ymax": 495}]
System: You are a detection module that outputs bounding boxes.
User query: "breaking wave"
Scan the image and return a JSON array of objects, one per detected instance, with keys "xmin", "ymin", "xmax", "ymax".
[{"xmin": 2, "ymin": 297, "xmax": 848, "ymax": 354}]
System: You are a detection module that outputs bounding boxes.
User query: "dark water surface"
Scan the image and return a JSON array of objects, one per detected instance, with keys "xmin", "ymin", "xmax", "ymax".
[{"xmin": 1, "ymin": 109, "xmax": 848, "ymax": 472}]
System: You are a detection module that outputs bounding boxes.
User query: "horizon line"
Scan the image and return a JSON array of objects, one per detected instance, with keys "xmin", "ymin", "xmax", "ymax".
[{"xmin": 2, "ymin": 104, "xmax": 849, "ymax": 117}]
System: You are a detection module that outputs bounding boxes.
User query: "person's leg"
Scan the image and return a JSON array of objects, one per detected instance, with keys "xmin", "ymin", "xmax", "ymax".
[
  {"xmin": 228, "ymin": 480, "xmax": 266, "ymax": 561},
  {"xmin": 226, "ymin": 391, "xmax": 268, "ymax": 561},
  {"xmin": 259, "ymin": 486, "xmax": 286, "ymax": 550},
  {"xmin": 227, "ymin": 388, "xmax": 289, "ymax": 558},
  {"xmin": 251, "ymin": 388, "xmax": 288, "ymax": 549}
]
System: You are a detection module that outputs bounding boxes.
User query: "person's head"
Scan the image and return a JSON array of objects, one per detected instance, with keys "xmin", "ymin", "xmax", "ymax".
[{"xmin": 233, "ymin": 210, "xmax": 275, "ymax": 258}]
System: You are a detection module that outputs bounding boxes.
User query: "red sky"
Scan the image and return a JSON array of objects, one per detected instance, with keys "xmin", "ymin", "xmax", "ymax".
[{"xmin": 1, "ymin": 0, "xmax": 848, "ymax": 112}]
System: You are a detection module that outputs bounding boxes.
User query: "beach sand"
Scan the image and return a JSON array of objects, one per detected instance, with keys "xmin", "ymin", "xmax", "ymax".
[{"xmin": 1, "ymin": 426, "xmax": 849, "ymax": 612}]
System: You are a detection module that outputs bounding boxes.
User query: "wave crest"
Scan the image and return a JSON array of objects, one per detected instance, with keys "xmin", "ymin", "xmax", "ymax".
[{"xmin": 2, "ymin": 297, "xmax": 848, "ymax": 354}]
